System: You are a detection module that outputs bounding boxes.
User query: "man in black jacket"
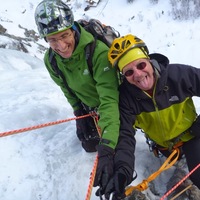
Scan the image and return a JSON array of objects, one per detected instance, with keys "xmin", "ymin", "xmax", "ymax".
[{"xmin": 95, "ymin": 34, "xmax": 200, "ymax": 199}]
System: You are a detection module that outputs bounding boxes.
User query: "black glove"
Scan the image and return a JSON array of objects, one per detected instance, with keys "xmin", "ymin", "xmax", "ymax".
[
  {"xmin": 190, "ymin": 115, "xmax": 200, "ymax": 138},
  {"xmin": 100, "ymin": 167, "xmax": 127, "ymax": 200},
  {"xmin": 93, "ymin": 145, "xmax": 115, "ymax": 195},
  {"xmin": 74, "ymin": 108, "xmax": 88, "ymax": 141}
]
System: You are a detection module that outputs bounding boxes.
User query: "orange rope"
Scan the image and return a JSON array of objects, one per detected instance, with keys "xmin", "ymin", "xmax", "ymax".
[
  {"xmin": 0, "ymin": 114, "xmax": 91, "ymax": 138},
  {"xmin": 85, "ymin": 154, "xmax": 98, "ymax": 200},
  {"xmin": 125, "ymin": 148, "xmax": 180, "ymax": 197},
  {"xmin": 85, "ymin": 113, "xmax": 100, "ymax": 200},
  {"xmin": 1, "ymin": 112, "xmax": 100, "ymax": 200},
  {"xmin": 160, "ymin": 162, "xmax": 200, "ymax": 200}
]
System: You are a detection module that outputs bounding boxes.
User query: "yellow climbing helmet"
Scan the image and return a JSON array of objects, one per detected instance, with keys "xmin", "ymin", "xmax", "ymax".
[{"xmin": 108, "ymin": 34, "xmax": 149, "ymax": 69}]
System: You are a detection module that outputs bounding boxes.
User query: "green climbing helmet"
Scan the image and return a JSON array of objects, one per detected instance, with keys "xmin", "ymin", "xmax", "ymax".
[{"xmin": 34, "ymin": 0, "xmax": 74, "ymax": 38}]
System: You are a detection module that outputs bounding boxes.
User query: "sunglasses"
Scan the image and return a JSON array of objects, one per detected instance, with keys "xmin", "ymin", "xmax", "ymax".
[{"xmin": 123, "ymin": 62, "xmax": 147, "ymax": 77}]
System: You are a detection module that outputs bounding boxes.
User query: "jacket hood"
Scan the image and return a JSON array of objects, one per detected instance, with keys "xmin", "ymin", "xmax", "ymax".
[
  {"xmin": 72, "ymin": 21, "xmax": 94, "ymax": 56},
  {"xmin": 149, "ymin": 53, "xmax": 169, "ymax": 67}
]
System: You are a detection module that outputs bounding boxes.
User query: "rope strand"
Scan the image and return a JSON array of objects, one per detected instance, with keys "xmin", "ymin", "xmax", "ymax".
[
  {"xmin": 85, "ymin": 113, "xmax": 100, "ymax": 200},
  {"xmin": 1, "ymin": 112, "xmax": 100, "ymax": 200},
  {"xmin": 170, "ymin": 184, "xmax": 192, "ymax": 200},
  {"xmin": 85, "ymin": 154, "xmax": 98, "ymax": 200},
  {"xmin": 160, "ymin": 163, "xmax": 200, "ymax": 200},
  {"xmin": 0, "ymin": 114, "xmax": 91, "ymax": 138}
]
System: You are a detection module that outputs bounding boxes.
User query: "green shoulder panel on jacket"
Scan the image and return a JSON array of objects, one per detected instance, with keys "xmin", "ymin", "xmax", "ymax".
[{"xmin": 135, "ymin": 97, "xmax": 196, "ymax": 147}]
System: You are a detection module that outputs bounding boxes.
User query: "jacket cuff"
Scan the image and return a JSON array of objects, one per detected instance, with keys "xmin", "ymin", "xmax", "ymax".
[
  {"xmin": 74, "ymin": 108, "xmax": 83, "ymax": 117},
  {"xmin": 96, "ymin": 144, "xmax": 115, "ymax": 157}
]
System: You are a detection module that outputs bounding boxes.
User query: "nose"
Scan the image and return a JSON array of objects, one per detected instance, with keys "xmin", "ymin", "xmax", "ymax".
[{"xmin": 133, "ymin": 67, "xmax": 143, "ymax": 76}]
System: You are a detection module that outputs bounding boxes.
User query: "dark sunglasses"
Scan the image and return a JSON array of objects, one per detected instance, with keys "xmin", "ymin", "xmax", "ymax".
[{"xmin": 123, "ymin": 62, "xmax": 147, "ymax": 77}]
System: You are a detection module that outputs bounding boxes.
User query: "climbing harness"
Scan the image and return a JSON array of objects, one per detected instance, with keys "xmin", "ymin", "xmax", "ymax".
[
  {"xmin": 146, "ymin": 135, "xmax": 185, "ymax": 159},
  {"xmin": 146, "ymin": 137, "xmax": 163, "ymax": 158}
]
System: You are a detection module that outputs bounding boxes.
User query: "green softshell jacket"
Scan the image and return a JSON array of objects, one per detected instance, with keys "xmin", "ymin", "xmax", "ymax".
[{"xmin": 43, "ymin": 22, "xmax": 120, "ymax": 149}]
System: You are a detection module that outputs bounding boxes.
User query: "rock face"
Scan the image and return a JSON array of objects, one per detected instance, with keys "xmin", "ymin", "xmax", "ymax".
[
  {"xmin": 124, "ymin": 157, "xmax": 200, "ymax": 200},
  {"xmin": 0, "ymin": 24, "xmax": 7, "ymax": 33},
  {"xmin": 166, "ymin": 158, "xmax": 200, "ymax": 200},
  {"xmin": 0, "ymin": 23, "xmax": 47, "ymax": 57}
]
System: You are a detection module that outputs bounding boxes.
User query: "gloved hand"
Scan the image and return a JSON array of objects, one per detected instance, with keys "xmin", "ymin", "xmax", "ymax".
[
  {"xmin": 93, "ymin": 145, "xmax": 115, "ymax": 196},
  {"xmin": 190, "ymin": 115, "xmax": 200, "ymax": 138},
  {"xmin": 74, "ymin": 108, "xmax": 88, "ymax": 141},
  {"xmin": 103, "ymin": 168, "xmax": 128, "ymax": 200}
]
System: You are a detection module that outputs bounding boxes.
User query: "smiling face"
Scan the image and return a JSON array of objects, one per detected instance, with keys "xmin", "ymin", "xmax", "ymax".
[
  {"xmin": 122, "ymin": 58, "xmax": 155, "ymax": 91},
  {"xmin": 46, "ymin": 28, "xmax": 76, "ymax": 58}
]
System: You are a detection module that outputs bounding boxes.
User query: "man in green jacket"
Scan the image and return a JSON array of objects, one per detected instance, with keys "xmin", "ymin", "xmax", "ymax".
[{"xmin": 35, "ymin": 0, "xmax": 120, "ymax": 181}]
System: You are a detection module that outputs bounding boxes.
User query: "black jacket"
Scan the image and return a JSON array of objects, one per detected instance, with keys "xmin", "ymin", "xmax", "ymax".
[{"xmin": 115, "ymin": 53, "xmax": 200, "ymax": 184}]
